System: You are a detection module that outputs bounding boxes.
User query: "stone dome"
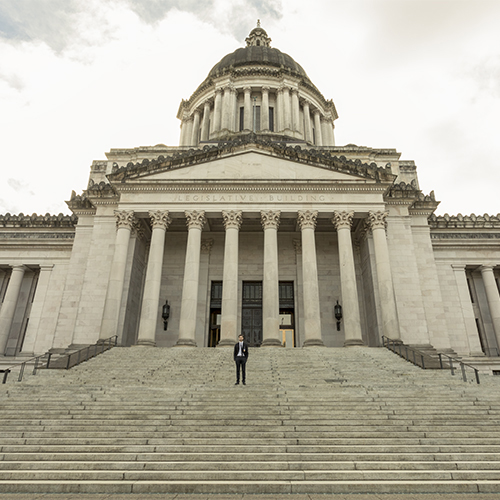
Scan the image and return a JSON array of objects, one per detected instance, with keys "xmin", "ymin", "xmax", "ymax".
[{"xmin": 207, "ymin": 45, "xmax": 312, "ymax": 84}]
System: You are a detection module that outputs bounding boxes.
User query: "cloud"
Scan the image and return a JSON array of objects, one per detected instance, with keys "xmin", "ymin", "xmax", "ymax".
[
  {"xmin": 0, "ymin": 0, "xmax": 283, "ymax": 54},
  {"xmin": 7, "ymin": 178, "xmax": 34, "ymax": 196}
]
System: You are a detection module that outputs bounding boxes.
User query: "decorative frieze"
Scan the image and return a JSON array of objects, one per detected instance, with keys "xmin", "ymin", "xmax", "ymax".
[
  {"xmin": 367, "ymin": 211, "xmax": 388, "ymax": 231},
  {"xmin": 222, "ymin": 210, "xmax": 243, "ymax": 230},
  {"xmin": 297, "ymin": 210, "xmax": 318, "ymax": 230},
  {"xmin": 0, "ymin": 212, "xmax": 78, "ymax": 228},
  {"xmin": 149, "ymin": 210, "xmax": 171, "ymax": 230},
  {"xmin": 261, "ymin": 210, "xmax": 280, "ymax": 230},
  {"xmin": 115, "ymin": 210, "xmax": 135, "ymax": 229},
  {"xmin": 429, "ymin": 213, "xmax": 500, "ymax": 229},
  {"xmin": 185, "ymin": 210, "xmax": 206, "ymax": 229},
  {"xmin": 332, "ymin": 210, "xmax": 354, "ymax": 230}
]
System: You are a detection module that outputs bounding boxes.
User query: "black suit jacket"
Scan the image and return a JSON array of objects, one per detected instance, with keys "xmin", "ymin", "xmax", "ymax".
[{"xmin": 234, "ymin": 341, "xmax": 249, "ymax": 360}]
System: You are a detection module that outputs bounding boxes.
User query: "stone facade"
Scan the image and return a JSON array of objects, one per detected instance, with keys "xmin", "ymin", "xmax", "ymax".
[{"xmin": 1, "ymin": 25, "xmax": 500, "ymax": 371}]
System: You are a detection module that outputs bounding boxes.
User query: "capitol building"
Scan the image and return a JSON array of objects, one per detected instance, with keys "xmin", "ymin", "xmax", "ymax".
[{"xmin": 1, "ymin": 24, "xmax": 500, "ymax": 369}]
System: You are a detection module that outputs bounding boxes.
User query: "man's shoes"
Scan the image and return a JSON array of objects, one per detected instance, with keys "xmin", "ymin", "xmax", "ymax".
[
  {"xmin": 235, "ymin": 382, "xmax": 239, "ymax": 385},
  {"xmin": 242, "ymin": 381, "xmax": 246, "ymax": 385}
]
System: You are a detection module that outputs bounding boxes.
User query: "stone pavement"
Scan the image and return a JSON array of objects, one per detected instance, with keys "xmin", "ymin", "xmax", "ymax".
[{"xmin": 1, "ymin": 346, "xmax": 500, "ymax": 494}]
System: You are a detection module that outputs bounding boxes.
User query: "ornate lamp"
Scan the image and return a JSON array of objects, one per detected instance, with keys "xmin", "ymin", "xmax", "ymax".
[
  {"xmin": 162, "ymin": 300, "xmax": 170, "ymax": 331},
  {"xmin": 334, "ymin": 300, "xmax": 343, "ymax": 331}
]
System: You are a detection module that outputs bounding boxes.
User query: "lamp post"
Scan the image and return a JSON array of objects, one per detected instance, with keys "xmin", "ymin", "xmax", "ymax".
[
  {"xmin": 334, "ymin": 300, "xmax": 343, "ymax": 331},
  {"xmin": 162, "ymin": 300, "xmax": 170, "ymax": 331}
]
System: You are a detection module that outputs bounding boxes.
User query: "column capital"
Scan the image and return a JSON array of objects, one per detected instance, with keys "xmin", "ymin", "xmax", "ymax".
[
  {"xmin": 298, "ymin": 210, "xmax": 318, "ymax": 230},
  {"xmin": 480, "ymin": 264, "xmax": 496, "ymax": 272},
  {"xmin": 290, "ymin": 87, "xmax": 299, "ymax": 95},
  {"xmin": 261, "ymin": 210, "xmax": 280, "ymax": 230},
  {"xmin": 115, "ymin": 210, "xmax": 135, "ymax": 229},
  {"xmin": 262, "ymin": 86, "xmax": 270, "ymax": 93},
  {"xmin": 192, "ymin": 109, "xmax": 201, "ymax": 117},
  {"xmin": 201, "ymin": 239, "xmax": 214, "ymax": 254},
  {"xmin": 185, "ymin": 210, "xmax": 206, "ymax": 230},
  {"xmin": 215, "ymin": 87, "xmax": 224, "ymax": 95},
  {"xmin": 39, "ymin": 264, "xmax": 55, "ymax": 271},
  {"xmin": 243, "ymin": 86, "xmax": 252, "ymax": 93},
  {"xmin": 332, "ymin": 210, "xmax": 354, "ymax": 230},
  {"xmin": 451, "ymin": 264, "xmax": 467, "ymax": 271},
  {"xmin": 149, "ymin": 210, "xmax": 171, "ymax": 230},
  {"xmin": 10, "ymin": 264, "xmax": 28, "ymax": 272},
  {"xmin": 313, "ymin": 108, "xmax": 321, "ymax": 117},
  {"xmin": 222, "ymin": 210, "xmax": 243, "ymax": 230},
  {"xmin": 367, "ymin": 210, "xmax": 388, "ymax": 230}
]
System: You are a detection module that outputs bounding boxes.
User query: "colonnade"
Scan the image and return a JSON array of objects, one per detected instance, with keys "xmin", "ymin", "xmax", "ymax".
[
  {"xmin": 97, "ymin": 208, "xmax": 405, "ymax": 349},
  {"xmin": 179, "ymin": 85, "xmax": 335, "ymax": 147}
]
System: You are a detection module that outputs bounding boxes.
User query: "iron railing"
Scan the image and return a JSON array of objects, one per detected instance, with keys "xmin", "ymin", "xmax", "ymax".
[
  {"xmin": 55, "ymin": 336, "xmax": 118, "ymax": 370},
  {"xmin": 438, "ymin": 352, "xmax": 480, "ymax": 384},
  {"xmin": 382, "ymin": 336, "xmax": 480, "ymax": 384},
  {"xmin": 1, "ymin": 336, "xmax": 117, "ymax": 383},
  {"xmin": 1, "ymin": 352, "xmax": 52, "ymax": 384}
]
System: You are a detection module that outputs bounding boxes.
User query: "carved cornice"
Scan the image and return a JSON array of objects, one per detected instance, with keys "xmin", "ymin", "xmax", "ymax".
[
  {"xmin": 332, "ymin": 210, "xmax": 354, "ymax": 230},
  {"xmin": 367, "ymin": 210, "xmax": 388, "ymax": 231},
  {"xmin": 0, "ymin": 212, "xmax": 78, "ymax": 228},
  {"xmin": 429, "ymin": 213, "xmax": 500, "ymax": 229},
  {"xmin": 86, "ymin": 181, "xmax": 119, "ymax": 200},
  {"xmin": 185, "ymin": 210, "xmax": 206, "ymax": 229},
  {"xmin": 385, "ymin": 181, "xmax": 440, "ymax": 213},
  {"xmin": 297, "ymin": 210, "xmax": 318, "ymax": 230},
  {"xmin": 115, "ymin": 210, "xmax": 135, "ymax": 229},
  {"xmin": 108, "ymin": 135, "xmax": 396, "ymax": 184},
  {"xmin": 261, "ymin": 210, "xmax": 280, "ymax": 229},
  {"xmin": 149, "ymin": 210, "xmax": 171, "ymax": 230},
  {"xmin": 66, "ymin": 190, "xmax": 95, "ymax": 213},
  {"xmin": 201, "ymin": 239, "xmax": 214, "ymax": 254},
  {"xmin": 222, "ymin": 210, "xmax": 243, "ymax": 230}
]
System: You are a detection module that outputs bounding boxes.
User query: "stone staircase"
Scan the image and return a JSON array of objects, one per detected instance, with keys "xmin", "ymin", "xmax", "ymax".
[{"xmin": 1, "ymin": 346, "xmax": 500, "ymax": 494}]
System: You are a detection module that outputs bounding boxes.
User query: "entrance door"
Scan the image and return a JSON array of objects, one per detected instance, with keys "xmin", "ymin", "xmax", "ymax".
[{"xmin": 242, "ymin": 281, "xmax": 263, "ymax": 347}]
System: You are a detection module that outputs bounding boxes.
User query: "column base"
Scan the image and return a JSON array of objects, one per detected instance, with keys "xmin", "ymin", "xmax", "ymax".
[
  {"xmin": 174, "ymin": 338, "xmax": 197, "ymax": 347},
  {"xmin": 303, "ymin": 338, "xmax": 325, "ymax": 347},
  {"xmin": 217, "ymin": 339, "xmax": 235, "ymax": 347},
  {"xmin": 136, "ymin": 340, "xmax": 156, "ymax": 347},
  {"xmin": 261, "ymin": 339, "xmax": 283, "ymax": 347},
  {"xmin": 344, "ymin": 339, "xmax": 365, "ymax": 347}
]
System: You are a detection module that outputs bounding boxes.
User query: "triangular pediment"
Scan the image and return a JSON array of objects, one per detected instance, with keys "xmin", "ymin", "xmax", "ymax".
[
  {"xmin": 108, "ymin": 137, "xmax": 396, "ymax": 186},
  {"xmin": 133, "ymin": 151, "xmax": 368, "ymax": 183}
]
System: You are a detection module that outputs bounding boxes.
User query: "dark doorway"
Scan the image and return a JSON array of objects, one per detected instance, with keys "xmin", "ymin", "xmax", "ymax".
[
  {"xmin": 208, "ymin": 281, "xmax": 222, "ymax": 347},
  {"xmin": 242, "ymin": 281, "xmax": 263, "ymax": 347}
]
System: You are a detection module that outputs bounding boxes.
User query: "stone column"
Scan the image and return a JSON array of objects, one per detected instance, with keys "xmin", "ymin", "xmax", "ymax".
[
  {"xmin": 283, "ymin": 86, "xmax": 291, "ymax": 131},
  {"xmin": 261, "ymin": 87, "xmax": 270, "ymax": 131},
  {"xmin": 100, "ymin": 210, "xmax": 135, "ymax": 340},
  {"xmin": 261, "ymin": 210, "xmax": 282, "ymax": 346},
  {"xmin": 313, "ymin": 110, "xmax": 323, "ymax": 146},
  {"xmin": 481, "ymin": 265, "xmax": 500, "ymax": 349},
  {"xmin": 200, "ymin": 101, "xmax": 211, "ymax": 142},
  {"xmin": 185, "ymin": 118, "xmax": 193, "ymax": 146},
  {"xmin": 367, "ymin": 211, "xmax": 400, "ymax": 341},
  {"xmin": 298, "ymin": 210, "xmax": 324, "ymax": 347},
  {"xmin": 136, "ymin": 211, "xmax": 171, "ymax": 346},
  {"xmin": 333, "ymin": 211, "xmax": 364, "ymax": 346},
  {"xmin": 321, "ymin": 118, "xmax": 331, "ymax": 146},
  {"xmin": 452, "ymin": 265, "xmax": 484, "ymax": 356},
  {"xmin": 291, "ymin": 89, "xmax": 300, "ymax": 134},
  {"xmin": 293, "ymin": 239, "xmax": 305, "ymax": 347},
  {"xmin": 179, "ymin": 118, "xmax": 188, "ymax": 146},
  {"xmin": 243, "ymin": 87, "xmax": 252, "ymax": 131},
  {"xmin": 191, "ymin": 109, "xmax": 201, "ymax": 146},
  {"xmin": 303, "ymin": 100, "xmax": 313, "ymax": 143},
  {"xmin": 276, "ymin": 87, "xmax": 284, "ymax": 132},
  {"xmin": 176, "ymin": 210, "xmax": 206, "ymax": 347},
  {"xmin": 213, "ymin": 88, "xmax": 223, "ymax": 134},
  {"xmin": 0, "ymin": 265, "xmax": 26, "ymax": 354},
  {"xmin": 218, "ymin": 210, "xmax": 243, "ymax": 347},
  {"xmin": 19, "ymin": 265, "xmax": 54, "ymax": 355}
]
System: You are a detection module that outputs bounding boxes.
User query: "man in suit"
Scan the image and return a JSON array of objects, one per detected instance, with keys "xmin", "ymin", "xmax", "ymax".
[{"xmin": 234, "ymin": 334, "xmax": 249, "ymax": 385}]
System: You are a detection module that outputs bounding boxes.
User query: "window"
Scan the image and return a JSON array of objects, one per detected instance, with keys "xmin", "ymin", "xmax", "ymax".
[
  {"xmin": 269, "ymin": 107, "xmax": 274, "ymax": 132},
  {"xmin": 239, "ymin": 107, "xmax": 244, "ymax": 131}
]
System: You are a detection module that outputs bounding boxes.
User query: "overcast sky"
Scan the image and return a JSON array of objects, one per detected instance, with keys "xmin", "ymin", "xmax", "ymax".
[{"xmin": 1, "ymin": 0, "xmax": 499, "ymax": 217}]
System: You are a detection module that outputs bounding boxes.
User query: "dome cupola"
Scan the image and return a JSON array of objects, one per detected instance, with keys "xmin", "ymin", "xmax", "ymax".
[{"xmin": 177, "ymin": 22, "xmax": 338, "ymax": 147}]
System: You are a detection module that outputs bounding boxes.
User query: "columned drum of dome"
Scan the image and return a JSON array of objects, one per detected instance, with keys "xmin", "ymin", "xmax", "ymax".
[{"xmin": 176, "ymin": 23, "xmax": 337, "ymax": 146}]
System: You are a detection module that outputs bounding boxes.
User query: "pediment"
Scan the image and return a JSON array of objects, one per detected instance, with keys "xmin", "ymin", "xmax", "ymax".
[
  {"xmin": 108, "ymin": 138, "xmax": 396, "ymax": 186},
  {"xmin": 133, "ymin": 151, "xmax": 368, "ymax": 183}
]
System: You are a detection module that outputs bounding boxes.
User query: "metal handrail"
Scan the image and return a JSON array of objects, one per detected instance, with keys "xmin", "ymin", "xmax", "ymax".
[
  {"xmin": 438, "ymin": 352, "xmax": 480, "ymax": 384},
  {"xmin": 1, "ymin": 352, "xmax": 52, "ymax": 384},
  {"xmin": 0, "ymin": 335, "xmax": 118, "ymax": 383},
  {"xmin": 61, "ymin": 336, "xmax": 118, "ymax": 370},
  {"xmin": 382, "ymin": 336, "xmax": 426, "ymax": 369},
  {"xmin": 382, "ymin": 335, "xmax": 480, "ymax": 384}
]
